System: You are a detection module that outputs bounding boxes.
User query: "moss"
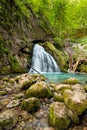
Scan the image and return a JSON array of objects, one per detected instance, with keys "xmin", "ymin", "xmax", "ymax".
[
  {"xmin": 0, "ymin": 35, "xmax": 9, "ymax": 56},
  {"xmin": 21, "ymin": 80, "xmax": 34, "ymax": 90},
  {"xmin": 84, "ymin": 85, "xmax": 87, "ymax": 92},
  {"xmin": 26, "ymin": 81, "xmax": 53, "ymax": 98},
  {"xmin": 62, "ymin": 78, "xmax": 80, "ymax": 85},
  {"xmin": 2, "ymin": 77, "xmax": 9, "ymax": 81},
  {"xmin": 0, "ymin": 118, "xmax": 13, "ymax": 130},
  {"xmin": 9, "ymin": 56, "xmax": 24, "ymax": 73},
  {"xmin": 78, "ymin": 64, "xmax": 87, "ymax": 73},
  {"xmin": 54, "ymin": 92, "xmax": 64, "ymax": 102},
  {"xmin": 63, "ymin": 89, "xmax": 87, "ymax": 115},
  {"xmin": 43, "ymin": 42, "xmax": 68, "ymax": 72},
  {"xmin": 0, "ymin": 66, "xmax": 10, "ymax": 74},
  {"xmin": 48, "ymin": 102, "xmax": 71, "ymax": 130},
  {"xmin": 21, "ymin": 97, "xmax": 40, "ymax": 113},
  {"xmin": 0, "ymin": 91, "xmax": 7, "ymax": 96}
]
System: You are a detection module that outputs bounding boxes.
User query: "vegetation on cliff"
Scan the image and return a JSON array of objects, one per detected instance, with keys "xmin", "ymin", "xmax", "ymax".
[{"xmin": 0, "ymin": 0, "xmax": 87, "ymax": 73}]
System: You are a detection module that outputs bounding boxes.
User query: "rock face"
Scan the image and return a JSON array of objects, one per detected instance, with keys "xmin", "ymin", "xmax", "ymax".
[
  {"xmin": 0, "ymin": 1, "xmax": 53, "ymax": 74},
  {"xmin": 0, "ymin": 109, "xmax": 18, "ymax": 130}
]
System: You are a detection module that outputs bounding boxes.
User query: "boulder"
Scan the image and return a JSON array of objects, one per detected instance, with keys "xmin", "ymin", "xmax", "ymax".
[
  {"xmin": 0, "ymin": 109, "xmax": 18, "ymax": 130},
  {"xmin": 48, "ymin": 102, "xmax": 71, "ymax": 130},
  {"xmin": 21, "ymin": 97, "xmax": 40, "ymax": 113},
  {"xmin": 53, "ymin": 84, "xmax": 72, "ymax": 94},
  {"xmin": 63, "ymin": 88, "xmax": 87, "ymax": 115},
  {"xmin": 17, "ymin": 74, "xmax": 46, "ymax": 90},
  {"xmin": 54, "ymin": 92, "xmax": 64, "ymax": 102},
  {"xmin": 26, "ymin": 81, "xmax": 52, "ymax": 98},
  {"xmin": 62, "ymin": 78, "xmax": 80, "ymax": 85}
]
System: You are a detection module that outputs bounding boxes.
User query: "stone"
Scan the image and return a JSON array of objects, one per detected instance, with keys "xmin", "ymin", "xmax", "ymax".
[
  {"xmin": 62, "ymin": 78, "xmax": 80, "ymax": 85},
  {"xmin": 63, "ymin": 89, "xmax": 87, "ymax": 115},
  {"xmin": 18, "ymin": 74, "xmax": 46, "ymax": 90},
  {"xmin": 0, "ymin": 109, "xmax": 18, "ymax": 130},
  {"xmin": 48, "ymin": 102, "xmax": 71, "ymax": 130},
  {"xmin": 54, "ymin": 92, "xmax": 64, "ymax": 102},
  {"xmin": 43, "ymin": 127, "xmax": 55, "ymax": 130},
  {"xmin": 0, "ymin": 90, "xmax": 7, "ymax": 96},
  {"xmin": 7, "ymin": 99, "xmax": 20, "ymax": 108},
  {"xmin": 84, "ymin": 85, "xmax": 87, "ymax": 92},
  {"xmin": 26, "ymin": 81, "xmax": 52, "ymax": 98},
  {"xmin": 21, "ymin": 97, "xmax": 40, "ymax": 113}
]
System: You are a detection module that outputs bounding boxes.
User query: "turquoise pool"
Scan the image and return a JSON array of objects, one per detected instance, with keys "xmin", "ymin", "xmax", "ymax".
[{"xmin": 42, "ymin": 72, "xmax": 87, "ymax": 84}]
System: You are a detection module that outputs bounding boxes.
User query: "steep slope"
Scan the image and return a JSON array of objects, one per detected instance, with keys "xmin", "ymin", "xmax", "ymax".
[{"xmin": 0, "ymin": 1, "xmax": 53, "ymax": 74}]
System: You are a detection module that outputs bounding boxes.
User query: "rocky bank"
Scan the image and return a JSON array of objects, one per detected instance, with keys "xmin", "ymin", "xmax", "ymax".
[{"xmin": 0, "ymin": 74, "xmax": 87, "ymax": 130}]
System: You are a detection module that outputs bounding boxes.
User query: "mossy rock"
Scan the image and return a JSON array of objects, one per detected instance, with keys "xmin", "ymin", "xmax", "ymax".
[
  {"xmin": 53, "ymin": 84, "xmax": 72, "ymax": 94},
  {"xmin": 2, "ymin": 77, "xmax": 9, "ymax": 81},
  {"xmin": 0, "ymin": 109, "xmax": 18, "ymax": 130},
  {"xmin": 0, "ymin": 66, "xmax": 11, "ymax": 74},
  {"xmin": 20, "ymin": 80, "xmax": 34, "ymax": 90},
  {"xmin": 26, "ymin": 81, "xmax": 52, "ymax": 98},
  {"xmin": 54, "ymin": 92, "xmax": 64, "ymax": 102},
  {"xmin": 48, "ymin": 102, "xmax": 71, "ymax": 130},
  {"xmin": 62, "ymin": 78, "xmax": 80, "ymax": 85},
  {"xmin": 84, "ymin": 85, "xmax": 87, "ymax": 92},
  {"xmin": 9, "ymin": 56, "xmax": 25, "ymax": 73},
  {"xmin": 17, "ymin": 74, "xmax": 46, "ymax": 90},
  {"xmin": 9, "ymin": 79, "xmax": 15, "ymax": 83},
  {"xmin": 43, "ymin": 42, "xmax": 68, "ymax": 72},
  {"xmin": 63, "ymin": 89, "xmax": 87, "ymax": 115},
  {"xmin": 21, "ymin": 97, "xmax": 40, "ymax": 113},
  {"xmin": 0, "ymin": 91, "xmax": 7, "ymax": 96}
]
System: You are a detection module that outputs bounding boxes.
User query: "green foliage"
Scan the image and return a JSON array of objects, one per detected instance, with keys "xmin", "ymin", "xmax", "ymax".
[
  {"xmin": 77, "ymin": 36, "xmax": 87, "ymax": 45},
  {"xmin": 9, "ymin": 56, "xmax": 24, "ymax": 73},
  {"xmin": 0, "ymin": 35, "xmax": 9, "ymax": 56}
]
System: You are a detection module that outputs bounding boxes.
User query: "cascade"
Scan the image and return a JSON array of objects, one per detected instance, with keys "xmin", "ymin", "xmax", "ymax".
[{"xmin": 29, "ymin": 44, "xmax": 60, "ymax": 73}]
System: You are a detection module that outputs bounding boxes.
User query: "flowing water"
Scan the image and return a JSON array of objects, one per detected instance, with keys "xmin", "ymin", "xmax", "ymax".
[
  {"xmin": 29, "ymin": 44, "xmax": 60, "ymax": 73},
  {"xmin": 29, "ymin": 44, "xmax": 87, "ymax": 84}
]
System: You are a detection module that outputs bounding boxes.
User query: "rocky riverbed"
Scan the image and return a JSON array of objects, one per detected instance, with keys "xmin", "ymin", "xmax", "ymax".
[{"xmin": 0, "ymin": 74, "xmax": 87, "ymax": 130}]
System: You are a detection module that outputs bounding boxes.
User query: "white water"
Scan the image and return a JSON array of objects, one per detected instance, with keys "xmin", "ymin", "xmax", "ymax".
[{"xmin": 29, "ymin": 44, "xmax": 60, "ymax": 73}]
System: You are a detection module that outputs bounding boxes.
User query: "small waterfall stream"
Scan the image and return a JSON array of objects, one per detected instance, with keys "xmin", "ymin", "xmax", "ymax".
[{"xmin": 29, "ymin": 44, "xmax": 60, "ymax": 73}]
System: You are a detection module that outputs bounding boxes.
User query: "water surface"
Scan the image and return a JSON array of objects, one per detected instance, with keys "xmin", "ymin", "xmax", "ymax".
[{"xmin": 42, "ymin": 72, "xmax": 87, "ymax": 84}]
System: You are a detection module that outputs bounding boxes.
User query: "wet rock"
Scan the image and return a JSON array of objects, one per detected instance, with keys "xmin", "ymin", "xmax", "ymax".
[
  {"xmin": 26, "ymin": 81, "xmax": 52, "ymax": 98},
  {"xmin": 21, "ymin": 97, "xmax": 40, "ymax": 112},
  {"xmin": 0, "ymin": 109, "xmax": 18, "ymax": 130}
]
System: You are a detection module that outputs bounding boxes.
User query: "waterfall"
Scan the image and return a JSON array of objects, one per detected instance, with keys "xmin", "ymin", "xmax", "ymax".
[{"xmin": 29, "ymin": 44, "xmax": 60, "ymax": 73}]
